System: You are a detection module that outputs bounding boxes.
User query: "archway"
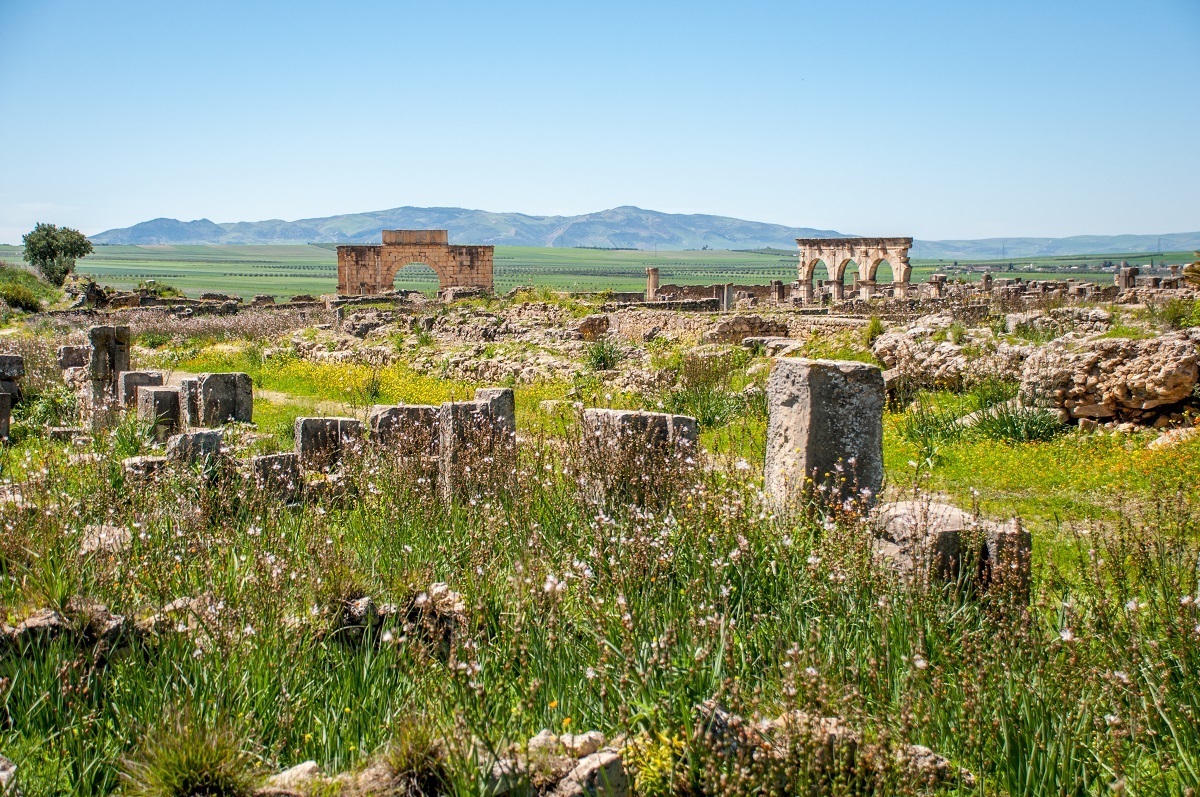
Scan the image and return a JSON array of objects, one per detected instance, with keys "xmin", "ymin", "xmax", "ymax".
[
  {"xmin": 392, "ymin": 262, "xmax": 440, "ymax": 296},
  {"xmin": 870, "ymin": 259, "xmax": 894, "ymax": 283}
]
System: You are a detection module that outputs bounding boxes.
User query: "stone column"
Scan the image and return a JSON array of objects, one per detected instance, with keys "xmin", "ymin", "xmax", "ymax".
[
  {"xmin": 981, "ymin": 273, "xmax": 993, "ymax": 292},
  {"xmin": 832, "ymin": 282, "xmax": 845, "ymax": 301},
  {"xmin": 721, "ymin": 283, "xmax": 734, "ymax": 311},
  {"xmin": 802, "ymin": 281, "xmax": 814, "ymax": 303},
  {"xmin": 858, "ymin": 281, "xmax": 875, "ymax": 301},
  {"xmin": 645, "ymin": 268, "xmax": 659, "ymax": 302},
  {"xmin": 764, "ymin": 358, "xmax": 884, "ymax": 509}
]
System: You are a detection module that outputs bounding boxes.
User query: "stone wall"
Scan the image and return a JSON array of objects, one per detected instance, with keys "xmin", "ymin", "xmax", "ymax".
[{"xmin": 336, "ymin": 229, "xmax": 494, "ymax": 296}]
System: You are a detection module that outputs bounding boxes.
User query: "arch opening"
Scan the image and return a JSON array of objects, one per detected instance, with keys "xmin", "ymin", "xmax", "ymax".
[
  {"xmin": 392, "ymin": 262, "xmax": 440, "ymax": 296},
  {"xmin": 871, "ymin": 259, "xmax": 894, "ymax": 283}
]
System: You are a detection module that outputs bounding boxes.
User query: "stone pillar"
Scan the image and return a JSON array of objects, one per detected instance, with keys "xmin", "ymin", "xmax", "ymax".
[
  {"xmin": 770, "ymin": 280, "xmax": 785, "ymax": 304},
  {"xmin": 0, "ymin": 393, "xmax": 11, "ymax": 440},
  {"xmin": 981, "ymin": 273, "xmax": 993, "ymax": 292},
  {"xmin": 294, "ymin": 417, "xmax": 363, "ymax": 470},
  {"xmin": 858, "ymin": 281, "xmax": 876, "ymax": 301},
  {"xmin": 437, "ymin": 387, "xmax": 517, "ymax": 503},
  {"xmin": 88, "ymin": 326, "xmax": 131, "ymax": 405},
  {"xmin": 580, "ymin": 409, "xmax": 699, "ymax": 506},
  {"xmin": 166, "ymin": 428, "xmax": 223, "ymax": 465},
  {"xmin": 721, "ymin": 283, "xmax": 735, "ymax": 311},
  {"xmin": 250, "ymin": 452, "xmax": 302, "ymax": 503},
  {"xmin": 832, "ymin": 282, "xmax": 845, "ymax": 301},
  {"xmin": 197, "ymin": 373, "xmax": 253, "ymax": 425},
  {"xmin": 802, "ymin": 281, "xmax": 814, "ymax": 303},
  {"xmin": 645, "ymin": 268, "xmax": 659, "ymax": 302},
  {"xmin": 764, "ymin": 358, "xmax": 884, "ymax": 509},
  {"xmin": 137, "ymin": 387, "xmax": 182, "ymax": 442}
]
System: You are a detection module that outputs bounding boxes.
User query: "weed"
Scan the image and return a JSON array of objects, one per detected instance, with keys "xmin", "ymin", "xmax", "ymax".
[
  {"xmin": 584, "ymin": 340, "xmax": 625, "ymax": 371},
  {"xmin": 863, "ymin": 316, "xmax": 884, "ymax": 347},
  {"xmin": 120, "ymin": 718, "xmax": 264, "ymax": 797}
]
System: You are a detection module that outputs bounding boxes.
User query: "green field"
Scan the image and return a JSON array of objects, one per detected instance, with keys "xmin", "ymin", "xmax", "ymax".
[{"xmin": 0, "ymin": 243, "xmax": 1184, "ymax": 299}]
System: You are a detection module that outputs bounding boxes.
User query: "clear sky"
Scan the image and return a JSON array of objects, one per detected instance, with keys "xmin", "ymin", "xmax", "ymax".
[{"xmin": 0, "ymin": 0, "xmax": 1197, "ymax": 244}]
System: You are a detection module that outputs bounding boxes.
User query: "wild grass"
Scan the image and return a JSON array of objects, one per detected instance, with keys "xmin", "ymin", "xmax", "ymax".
[{"xmin": 0, "ymin": 417, "xmax": 1198, "ymax": 796}]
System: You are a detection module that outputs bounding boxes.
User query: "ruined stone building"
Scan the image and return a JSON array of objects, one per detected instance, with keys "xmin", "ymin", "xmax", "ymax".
[
  {"xmin": 795, "ymin": 237, "xmax": 913, "ymax": 301},
  {"xmin": 337, "ymin": 230, "xmax": 493, "ymax": 296}
]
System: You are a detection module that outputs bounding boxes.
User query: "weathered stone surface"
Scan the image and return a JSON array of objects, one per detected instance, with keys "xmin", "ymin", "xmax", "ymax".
[
  {"xmin": 580, "ymin": 409, "xmax": 698, "ymax": 505},
  {"xmin": 87, "ymin": 325, "xmax": 131, "ymax": 400},
  {"xmin": 701, "ymin": 314, "xmax": 788, "ymax": 344},
  {"xmin": 874, "ymin": 501, "xmax": 1031, "ymax": 598},
  {"xmin": 122, "ymin": 455, "xmax": 170, "ymax": 479},
  {"xmin": 137, "ymin": 387, "xmax": 182, "ymax": 441},
  {"xmin": 47, "ymin": 426, "xmax": 85, "ymax": 442},
  {"xmin": 580, "ymin": 408, "xmax": 698, "ymax": 450},
  {"xmin": 572, "ymin": 314, "xmax": 610, "ymax": 341},
  {"xmin": 8, "ymin": 608, "xmax": 65, "ymax": 646},
  {"xmin": 1020, "ymin": 331, "xmax": 1200, "ymax": 423},
  {"xmin": 266, "ymin": 761, "xmax": 324, "ymax": 790},
  {"xmin": 337, "ymin": 229, "xmax": 494, "ymax": 296},
  {"xmin": 79, "ymin": 524, "xmax": 132, "ymax": 557},
  {"xmin": 550, "ymin": 750, "xmax": 628, "ymax": 797},
  {"xmin": 438, "ymin": 395, "xmax": 514, "ymax": 502},
  {"xmin": 474, "ymin": 387, "xmax": 516, "ymax": 435},
  {"xmin": 0, "ymin": 355, "xmax": 24, "ymax": 380},
  {"xmin": 57, "ymin": 345, "xmax": 90, "ymax": 370},
  {"xmin": 367, "ymin": 403, "xmax": 440, "ymax": 452},
  {"xmin": 0, "ymin": 393, "xmax": 10, "ymax": 440},
  {"xmin": 294, "ymin": 417, "xmax": 363, "ymax": 470},
  {"xmin": 764, "ymin": 358, "xmax": 884, "ymax": 507},
  {"xmin": 197, "ymin": 372, "xmax": 253, "ymax": 425},
  {"xmin": 166, "ymin": 428, "xmax": 223, "ymax": 465},
  {"xmin": 250, "ymin": 452, "xmax": 302, "ymax": 503},
  {"xmin": 872, "ymin": 327, "xmax": 1031, "ymax": 391},
  {"xmin": 117, "ymin": 370, "xmax": 164, "ymax": 407},
  {"xmin": 0, "ymin": 753, "xmax": 18, "ymax": 796},
  {"xmin": 178, "ymin": 378, "xmax": 200, "ymax": 426}
]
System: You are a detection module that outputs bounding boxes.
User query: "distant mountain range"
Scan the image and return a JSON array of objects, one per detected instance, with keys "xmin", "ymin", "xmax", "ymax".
[{"xmin": 89, "ymin": 205, "xmax": 1200, "ymax": 260}]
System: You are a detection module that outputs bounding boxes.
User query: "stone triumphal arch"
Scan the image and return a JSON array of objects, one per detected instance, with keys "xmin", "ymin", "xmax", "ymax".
[
  {"xmin": 796, "ymin": 237, "xmax": 913, "ymax": 301},
  {"xmin": 337, "ymin": 230, "xmax": 494, "ymax": 296}
]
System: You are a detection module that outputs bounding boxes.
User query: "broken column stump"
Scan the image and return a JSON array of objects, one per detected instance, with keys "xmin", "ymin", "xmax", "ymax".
[
  {"xmin": 136, "ymin": 387, "xmax": 182, "ymax": 442},
  {"xmin": 88, "ymin": 326, "xmax": 131, "ymax": 406},
  {"xmin": 438, "ymin": 387, "xmax": 517, "ymax": 503},
  {"xmin": 196, "ymin": 372, "xmax": 253, "ymax": 425},
  {"xmin": 250, "ymin": 452, "xmax": 302, "ymax": 503},
  {"xmin": 764, "ymin": 358, "xmax": 884, "ymax": 510},
  {"xmin": 579, "ymin": 408, "xmax": 699, "ymax": 506},
  {"xmin": 166, "ymin": 428, "xmax": 223, "ymax": 465},
  {"xmin": 117, "ymin": 371, "xmax": 164, "ymax": 407},
  {"xmin": 368, "ymin": 403, "xmax": 440, "ymax": 466},
  {"xmin": 294, "ymin": 417, "xmax": 363, "ymax": 470}
]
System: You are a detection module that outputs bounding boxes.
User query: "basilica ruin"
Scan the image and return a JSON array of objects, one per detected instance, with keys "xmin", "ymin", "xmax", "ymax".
[
  {"xmin": 336, "ymin": 230, "xmax": 493, "ymax": 297},
  {"xmin": 795, "ymin": 237, "xmax": 913, "ymax": 301}
]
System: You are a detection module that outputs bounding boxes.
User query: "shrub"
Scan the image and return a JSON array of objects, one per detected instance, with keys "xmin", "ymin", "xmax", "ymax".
[
  {"xmin": 863, "ymin": 315, "xmax": 884, "ymax": 347},
  {"xmin": 972, "ymin": 404, "xmax": 1064, "ymax": 443},
  {"xmin": 1151, "ymin": 298, "xmax": 1200, "ymax": 330},
  {"xmin": 0, "ymin": 282, "xmax": 41, "ymax": 313},
  {"xmin": 120, "ymin": 720, "xmax": 263, "ymax": 797},
  {"xmin": 584, "ymin": 340, "xmax": 625, "ymax": 371}
]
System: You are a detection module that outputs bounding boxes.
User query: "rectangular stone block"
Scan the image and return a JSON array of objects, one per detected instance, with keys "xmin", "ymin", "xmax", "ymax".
[
  {"xmin": 294, "ymin": 417, "xmax": 363, "ymax": 470},
  {"xmin": 179, "ymin": 378, "xmax": 200, "ymax": 426},
  {"xmin": 197, "ymin": 372, "xmax": 253, "ymax": 425},
  {"xmin": 250, "ymin": 452, "xmax": 301, "ymax": 503},
  {"xmin": 579, "ymin": 408, "xmax": 699, "ymax": 506},
  {"xmin": 117, "ymin": 371, "xmax": 164, "ymax": 407},
  {"xmin": 88, "ymin": 325, "xmax": 131, "ymax": 396},
  {"xmin": 437, "ymin": 397, "xmax": 516, "ymax": 503},
  {"xmin": 136, "ymin": 386, "xmax": 181, "ymax": 442},
  {"xmin": 0, "ymin": 354, "xmax": 24, "ymax": 380},
  {"xmin": 57, "ymin": 345, "xmax": 90, "ymax": 370},
  {"xmin": 368, "ymin": 403, "xmax": 440, "ymax": 453},
  {"xmin": 473, "ymin": 387, "xmax": 516, "ymax": 435},
  {"xmin": 166, "ymin": 428, "xmax": 223, "ymax": 465},
  {"xmin": 765, "ymin": 358, "xmax": 884, "ymax": 509},
  {"xmin": 0, "ymin": 393, "xmax": 10, "ymax": 439},
  {"xmin": 123, "ymin": 455, "xmax": 169, "ymax": 480}
]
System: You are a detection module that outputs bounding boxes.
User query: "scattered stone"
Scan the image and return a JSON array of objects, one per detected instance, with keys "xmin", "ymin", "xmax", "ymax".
[
  {"xmin": 166, "ymin": 428, "xmax": 223, "ymax": 465},
  {"xmin": 294, "ymin": 417, "xmax": 363, "ymax": 470},
  {"xmin": 7, "ymin": 608, "xmax": 65, "ymax": 647},
  {"xmin": 873, "ymin": 501, "xmax": 1031, "ymax": 598},
  {"xmin": 550, "ymin": 750, "xmax": 628, "ymax": 797},
  {"xmin": 265, "ymin": 761, "xmax": 324, "ymax": 790},
  {"xmin": 78, "ymin": 524, "xmax": 131, "ymax": 556},
  {"xmin": 0, "ymin": 355, "xmax": 24, "ymax": 380},
  {"xmin": 57, "ymin": 345, "xmax": 90, "ymax": 370},
  {"xmin": 250, "ymin": 452, "xmax": 302, "ymax": 503},
  {"xmin": 0, "ymin": 754, "xmax": 18, "ymax": 797},
  {"xmin": 122, "ymin": 455, "xmax": 170, "ymax": 480},
  {"xmin": 1149, "ymin": 425, "xmax": 1199, "ymax": 449},
  {"xmin": 1020, "ymin": 331, "xmax": 1199, "ymax": 423},
  {"xmin": 764, "ymin": 358, "xmax": 884, "ymax": 509},
  {"xmin": 116, "ymin": 371, "xmax": 164, "ymax": 407},
  {"xmin": 572, "ymin": 314, "xmax": 610, "ymax": 341}
]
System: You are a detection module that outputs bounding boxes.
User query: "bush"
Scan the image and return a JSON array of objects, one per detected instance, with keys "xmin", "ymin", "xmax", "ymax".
[
  {"xmin": 120, "ymin": 720, "xmax": 263, "ymax": 797},
  {"xmin": 972, "ymin": 404, "xmax": 1064, "ymax": 443},
  {"xmin": 1152, "ymin": 298, "xmax": 1200, "ymax": 330},
  {"xmin": 584, "ymin": 340, "xmax": 625, "ymax": 371},
  {"xmin": 863, "ymin": 316, "xmax": 884, "ymax": 347},
  {"xmin": 0, "ymin": 282, "xmax": 42, "ymax": 313}
]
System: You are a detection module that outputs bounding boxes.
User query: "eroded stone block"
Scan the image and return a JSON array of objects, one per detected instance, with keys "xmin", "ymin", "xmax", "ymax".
[
  {"xmin": 368, "ymin": 403, "xmax": 440, "ymax": 452},
  {"xmin": 294, "ymin": 417, "xmax": 363, "ymax": 470},
  {"xmin": 123, "ymin": 455, "xmax": 169, "ymax": 479},
  {"xmin": 0, "ymin": 393, "xmax": 11, "ymax": 439},
  {"xmin": 197, "ymin": 372, "xmax": 253, "ymax": 425},
  {"xmin": 136, "ymin": 387, "xmax": 181, "ymax": 442},
  {"xmin": 0, "ymin": 354, "xmax": 25, "ymax": 380},
  {"xmin": 117, "ymin": 371, "xmax": 164, "ymax": 407},
  {"xmin": 250, "ymin": 452, "xmax": 301, "ymax": 503},
  {"xmin": 166, "ymin": 428, "xmax": 223, "ymax": 465},
  {"xmin": 179, "ymin": 378, "xmax": 200, "ymax": 426},
  {"xmin": 57, "ymin": 345, "xmax": 90, "ymax": 370},
  {"xmin": 765, "ymin": 358, "xmax": 884, "ymax": 509},
  {"xmin": 579, "ymin": 408, "xmax": 699, "ymax": 505}
]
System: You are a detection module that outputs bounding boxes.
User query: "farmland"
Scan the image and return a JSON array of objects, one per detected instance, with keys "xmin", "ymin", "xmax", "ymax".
[{"xmin": 2, "ymin": 243, "xmax": 1179, "ymax": 300}]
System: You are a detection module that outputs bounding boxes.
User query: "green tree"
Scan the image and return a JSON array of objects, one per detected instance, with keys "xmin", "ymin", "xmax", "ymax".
[{"xmin": 22, "ymin": 222, "xmax": 93, "ymax": 286}]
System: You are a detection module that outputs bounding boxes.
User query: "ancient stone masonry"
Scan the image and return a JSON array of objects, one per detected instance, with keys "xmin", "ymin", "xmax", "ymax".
[
  {"xmin": 87, "ymin": 325, "xmax": 131, "ymax": 405},
  {"xmin": 580, "ymin": 408, "xmax": 699, "ymax": 506},
  {"xmin": 795, "ymin": 237, "xmax": 913, "ymax": 303},
  {"xmin": 764, "ymin": 358, "xmax": 885, "ymax": 508},
  {"xmin": 336, "ymin": 229, "xmax": 494, "ymax": 297}
]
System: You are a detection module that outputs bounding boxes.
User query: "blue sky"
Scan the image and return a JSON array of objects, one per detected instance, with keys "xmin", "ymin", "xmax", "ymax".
[{"xmin": 0, "ymin": 0, "xmax": 1197, "ymax": 243}]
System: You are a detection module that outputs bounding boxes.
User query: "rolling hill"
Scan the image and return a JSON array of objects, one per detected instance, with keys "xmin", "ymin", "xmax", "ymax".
[{"xmin": 89, "ymin": 205, "xmax": 1200, "ymax": 259}]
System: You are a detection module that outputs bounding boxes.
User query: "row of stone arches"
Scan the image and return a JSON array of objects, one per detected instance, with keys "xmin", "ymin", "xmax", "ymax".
[{"xmin": 804, "ymin": 258, "xmax": 895, "ymax": 285}]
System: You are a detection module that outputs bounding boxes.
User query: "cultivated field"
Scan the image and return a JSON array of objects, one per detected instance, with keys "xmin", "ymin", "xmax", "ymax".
[{"xmin": 1, "ymin": 244, "xmax": 1172, "ymax": 300}]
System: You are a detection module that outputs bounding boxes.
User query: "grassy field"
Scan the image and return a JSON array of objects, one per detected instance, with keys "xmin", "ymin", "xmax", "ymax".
[{"xmin": 2, "ymin": 243, "xmax": 1170, "ymax": 300}]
